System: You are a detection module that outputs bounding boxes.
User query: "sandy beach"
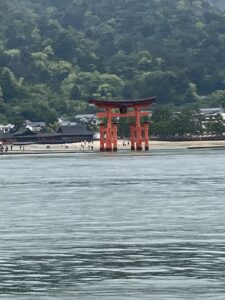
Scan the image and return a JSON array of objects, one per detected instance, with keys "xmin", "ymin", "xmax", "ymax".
[{"xmin": 1, "ymin": 139, "xmax": 225, "ymax": 155}]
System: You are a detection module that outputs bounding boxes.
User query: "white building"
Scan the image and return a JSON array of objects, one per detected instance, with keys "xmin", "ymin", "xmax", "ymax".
[
  {"xmin": 199, "ymin": 108, "xmax": 224, "ymax": 120},
  {"xmin": 74, "ymin": 114, "xmax": 98, "ymax": 124},
  {"xmin": 0, "ymin": 123, "xmax": 15, "ymax": 133},
  {"xmin": 58, "ymin": 117, "xmax": 77, "ymax": 126},
  {"xmin": 24, "ymin": 120, "xmax": 46, "ymax": 132}
]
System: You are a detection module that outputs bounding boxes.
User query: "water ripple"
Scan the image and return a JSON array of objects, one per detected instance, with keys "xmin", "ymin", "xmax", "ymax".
[{"xmin": 1, "ymin": 150, "xmax": 225, "ymax": 298}]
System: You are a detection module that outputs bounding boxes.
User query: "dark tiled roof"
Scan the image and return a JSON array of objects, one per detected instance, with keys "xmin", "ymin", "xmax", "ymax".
[
  {"xmin": 58, "ymin": 125, "xmax": 93, "ymax": 136},
  {"xmin": 25, "ymin": 120, "xmax": 46, "ymax": 127},
  {"xmin": 0, "ymin": 125, "xmax": 94, "ymax": 142},
  {"xmin": 14, "ymin": 128, "xmax": 36, "ymax": 136},
  {"xmin": 0, "ymin": 132, "xmax": 14, "ymax": 139},
  {"xmin": 36, "ymin": 132, "xmax": 60, "ymax": 138}
]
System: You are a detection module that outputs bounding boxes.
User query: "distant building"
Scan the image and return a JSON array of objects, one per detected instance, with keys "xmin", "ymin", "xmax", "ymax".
[
  {"xmin": 74, "ymin": 114, "xmax": 98, "ymax": 124},
  {"xmin": 93, "ymin": 132, "xmax": 100, "ymax": 140},
  {"xmin": 0, "ymin": 124, "xmax": 15, "ymax": 133},
  {"xmin": 58, "ymin": 117, "xmax": 77, "ymax": 126},
  {"xmin": 199, "ymin": 108, "xmax": 225, "ymax": 135},
  {"xmin": 57, "ymin": 125, "xmax": 94, "ymax": 142},
  {"xmin": 199, "ymin": 108, "xmax": 224, "ymax": 120},
  {"xmin": 0, "ymin": 124, "xmax": 94, "ymax": 145},
  {"xmin": 24, "ymin": 120, "xmax": 46, "ymax": 132}
]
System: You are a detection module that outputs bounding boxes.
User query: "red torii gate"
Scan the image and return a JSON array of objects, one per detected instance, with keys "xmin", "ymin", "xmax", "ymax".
[{"xmin": 89, "ymin": 97, "xmax": 156, "ymax": 151}]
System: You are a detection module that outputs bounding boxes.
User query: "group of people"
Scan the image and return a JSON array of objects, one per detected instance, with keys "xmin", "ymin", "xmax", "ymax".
[
  {"xmin": 122, "ymin": 140, "xmax": 130, "ymax": 146},
  {"xmin": 0, "ymin": 144, "xmax": 14, "ymax": 154},
  {"xmin": 80, "ymin": 141, "xmax": 94, "ymax": 151},
  {"xmin": 0, "ymin": 141, "xmax": 96, "ymax": 154},
  {"xmin": 0, "ymin": 144, "xmax": 26, "ymax": 154}
]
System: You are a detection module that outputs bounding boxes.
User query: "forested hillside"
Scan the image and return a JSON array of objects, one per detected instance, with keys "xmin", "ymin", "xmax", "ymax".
[
  {"xmin": 208, "ymin": 0, "xmax": 225, "ymax": 10},
  {"xmin": 1, "ymin": 0, "xmax": 225, "ymax": 124}
]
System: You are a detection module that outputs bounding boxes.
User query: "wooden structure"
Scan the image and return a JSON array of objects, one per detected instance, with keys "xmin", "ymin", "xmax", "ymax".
[
  {"xmin": 0, "ymin": 125, "xmax": 94, "ymax": 145},
  {"xmin": 89, "ymin": 97, "xmax": 156, "ymax": 151}
]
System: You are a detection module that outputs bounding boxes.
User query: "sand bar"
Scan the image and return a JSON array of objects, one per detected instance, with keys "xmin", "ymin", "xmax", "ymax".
[{"xmin": 1, "ymin": 139, "xmax": 225, "ymax": 155}]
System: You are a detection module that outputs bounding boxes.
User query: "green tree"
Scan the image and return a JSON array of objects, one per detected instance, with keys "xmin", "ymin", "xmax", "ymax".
[{"xmin": 1, "ymin": 0, "xmax": 225, "ymax": 124}]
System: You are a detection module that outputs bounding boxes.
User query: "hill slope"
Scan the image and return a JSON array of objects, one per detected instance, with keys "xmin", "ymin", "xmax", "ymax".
[
  {"xmin": 208, "ymin": 0, "xmax": 225, "ymax": 10},
  {"xmin": 0, "ymin": 0, "xmax": 225, "ymax": 123}
]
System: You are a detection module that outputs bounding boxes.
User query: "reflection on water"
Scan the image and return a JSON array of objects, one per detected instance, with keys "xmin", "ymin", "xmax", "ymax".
[{"xmin": 1, "ymin": 150, "xmax": 225, "ymax": 299}]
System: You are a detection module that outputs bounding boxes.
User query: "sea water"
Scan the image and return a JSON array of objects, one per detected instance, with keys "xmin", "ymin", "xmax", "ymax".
[{"xmin": 0, "ymin": 149, "xmax": 225, "ymax": 299}]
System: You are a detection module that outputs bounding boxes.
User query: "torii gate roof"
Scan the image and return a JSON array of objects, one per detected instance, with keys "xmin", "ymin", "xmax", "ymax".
[{"xmin": 89, "ymin": 97, "xmax": 156, "ymax": 109}]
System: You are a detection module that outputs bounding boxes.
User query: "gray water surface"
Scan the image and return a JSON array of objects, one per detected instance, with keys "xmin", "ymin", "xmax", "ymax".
[{"xmin": 1, "ymin": 149, "xmax": 225, "ymax": 299}]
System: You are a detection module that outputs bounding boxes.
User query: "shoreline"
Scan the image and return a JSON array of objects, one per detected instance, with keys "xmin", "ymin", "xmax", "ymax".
[{"xmin": 1, "ymin": 139, "xmax": 225, "ymax": 155}]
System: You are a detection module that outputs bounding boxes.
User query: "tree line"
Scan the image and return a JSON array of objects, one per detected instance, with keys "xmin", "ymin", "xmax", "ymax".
[
  {"xmin": 115, "ymin": 105, "xmax": 225, "ymax": 139},
  {"xmin": 0, "ymin": 0, "xmax": 225, "ymax": 127}
]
